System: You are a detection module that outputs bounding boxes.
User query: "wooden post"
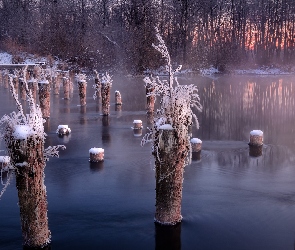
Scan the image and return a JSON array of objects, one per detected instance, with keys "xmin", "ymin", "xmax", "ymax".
[
  {"xmin": 133, "ymin": 120, "xmax": 143, "ymax": 129},
  {"xmin": 19, "ymin": 78, "xmax": 26, "ymax": 101},
  {"xmin": 28, "ymin": 78, "xmax": 37, "ymax": 102},
  {"xmin": 4, "ymin": 71, "xmax": 9, "ymax": 89},
  {"xmin": 190, "ymin": 138, "xmax": 202, "ymax": 161},
  {"xmin": 89, "ymin": 148, "xmax": 104, "ymax": 162},
  {"xmin": 115, "ymin": 90, "xmax": 122, "ymax": 105},
  {"xmin": 249, "ymin": 130, "xmax": 263, "ymax": 157},
  {"xmin": 12, "ymin": 75, "xmax": 19, "ymax": 90},
  {"xmin": 62, "ymin": 77, "xmax": 70, "ymax": 100},
  {"xmin": 94, "ymin": 76, "xmax": 102, "ymax": 99},
  {"xmin": 53, "ymin": 76, "xmax": 59, "ymax": 95},
  {"xmin": 38, "ymin": 80, "xmax": 51, "ymax": 118},
  {"xmin": 101, "ymin": 82, "xmax": 111, "ymax": 116},
  {"xmin": 146, "ymin": 83, "xmax": 155, "ymax": 113},
  {"xmin": 78, "ymin": 80, "xmax": 87, "ymax": 106},
  {"xmin": 7, "ymin": 125, "xmax": 51, "ymax": 248},
  {"xmin": 154, "ymin": 124, "xmax": 187, "ymax": 225}
]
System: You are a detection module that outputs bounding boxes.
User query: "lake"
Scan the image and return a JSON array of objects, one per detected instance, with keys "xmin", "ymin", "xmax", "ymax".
[{"xmin": 1, "ymin": 74, "xmax": 295, "ymax": 250}]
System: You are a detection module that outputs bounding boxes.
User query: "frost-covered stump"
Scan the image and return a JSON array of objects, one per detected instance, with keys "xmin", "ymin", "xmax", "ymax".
[
  {"xmin": 38, "ymin": 80, "xmax": 51, "ymax": 118},
  {"xmin": 154, "ymin": 125, "xmax": 187, "ymax": 225},
  {"xmin": 89, "ymin": 148, "xmax": 104, "ymax": 162},
  {"xmin": 7, "ymin": 127, "xmax": 51, "ymax": 248},
  {"xmin": 63, "ymin": 77, "xmax": 70, "ymax": 100},
  {"xmin": 249, "ymin": 130, "xmax": 263, "ymax": 157},
  {"xmin": 101, "ymin": 82, "xmax": 111, "ymax": 116},
  {"xmin": 146, "ymin": 84, "xmax": 155, "ymax": 113},
  {"xmin": 133, "ymin": 120, "xmax": 143, "ymax": 129},
  {"xmin": 78, "ymin": 80, "xmax": 87, "ymax": 106},
  {"xmin": 28, "ymin": 79, "xmax": 37, "ymax": 101},
  {"xmin": 191, "ymin": 138, "xmax": 202, "ymax": 161},
  {"xmin": 115, "ymin": 90, "xmax": 122, "ymax": 105},
  {"xmin": 56, "ymin": 125, "xmax": 71, "ymax": 135},
  {"xmin": 94, "ymin": 75, "xmax": 102, "ymax": 99},
  {"xmin": 19, "ymin": 78, "xmax": 26, "ymax": 101}
]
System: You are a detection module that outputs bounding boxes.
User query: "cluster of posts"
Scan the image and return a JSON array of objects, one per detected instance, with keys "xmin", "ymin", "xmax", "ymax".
[{"xmin": 0, "ymin": 63, "xmax": 265, "ymax": 248}]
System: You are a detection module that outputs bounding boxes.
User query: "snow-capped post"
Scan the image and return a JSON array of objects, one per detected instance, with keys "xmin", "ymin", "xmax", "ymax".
[
  {"xmin": 141, "ymin": 29, "xmax": 202, "ymax": 225},
  {"xmin": 56, "ymin": 125, "xmax": 71, "ymax": 135},
  {"xmin": 146, "ymin": 81, "xmax": 155, "ymax": 113},
  {"xmin": 101, "ymin": 73, "xmax": 112, "ymax": 116},
  {"xmin": 38, "ymin": 79, "xmax": 51, "ymax": 118},
  {"xmin": 115, "ymin": 90, "xmax": 122, "ymax": 105},
  {"xmin": 249, "ymin": 130, "xmax": 263, "ymax": 157},
  {"xmin": 133, "ymin": 119, "xmax": 143, "ymax": 130},
  {"xmin": 62, "ymin": 76, "xmax": 70, "ymax": 100},
  {"xmin": 133, "ymin": 120, "xmax": 143, "ymax": 137},
  {"xmin": 89, "ymin": 147, "xmax": 104, "ymax": 162},
  {"xmin": 0, "ymin": 72, "xmax": 65, "ymax": 248},
  {"xmin": 28, "ymin": 78, "xmax": 37, "ymax": 101},
  {"xmin": 191, "ymin": 138, "xmax": 202, "ymax": 161},
  {"xmin": 93, "ymin": 70, "xmax": 102, "ymax": 99},
  {"xmin": 77, "ymin": 74, "xmax": 87, "ymax": 106}
]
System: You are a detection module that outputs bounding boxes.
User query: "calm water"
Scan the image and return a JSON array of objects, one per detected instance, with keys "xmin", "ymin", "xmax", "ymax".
[{"xmin": 1, "ymin": 74, "xmax": 295, "ymax": 250}]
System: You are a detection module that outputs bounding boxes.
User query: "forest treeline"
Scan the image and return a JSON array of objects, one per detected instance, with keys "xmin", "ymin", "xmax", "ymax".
[{"xmin": 0, "ymin": 0, "xmax": 295, "ymax": 73}]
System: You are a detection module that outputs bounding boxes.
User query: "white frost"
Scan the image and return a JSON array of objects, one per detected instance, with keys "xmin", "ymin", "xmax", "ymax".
[
  {"xmin": 89, "ymin": 147, "xmax": 104, "ymax": 154},
  {"xmin": 13, "ymin": 125, "xmax": 33, "ymax": 139},
  {"xmin": 250, "ymin": 130, "xmax": 263, "ymax": 136},
  {"xmin": 159, "ymin": 124, "xmax": 174, "ymax": 130},
  {"xmin": 190, "ymin": 138, "xmax": 202, "ymax": 144},
  {"xmin": 58, "ymin": 125, "xmax": 69, "ymax": 129},
  {"xmin": 133, "ymin": 120, "xmax": 142, "ymax": 124},
  {"xmin": 0, "ymin": 156, "xmax": 10, "ymax": 163}
]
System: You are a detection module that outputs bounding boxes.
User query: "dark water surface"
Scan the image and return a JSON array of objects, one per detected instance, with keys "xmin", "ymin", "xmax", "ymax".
[{"xmin": 1, "ymin": 74, "xmax": 295, "ymax": 249}]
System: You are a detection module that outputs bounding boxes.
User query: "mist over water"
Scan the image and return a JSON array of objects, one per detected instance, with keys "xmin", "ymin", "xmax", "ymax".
[{"xmin": 1, "ymin": 74, "xmax": 295, "ymax": 249}]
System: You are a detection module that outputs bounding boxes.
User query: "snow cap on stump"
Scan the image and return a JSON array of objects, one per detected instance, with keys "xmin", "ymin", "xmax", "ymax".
[{"xmin": 89, "ymin": 147, "xmax": 104, "ymax": 162}]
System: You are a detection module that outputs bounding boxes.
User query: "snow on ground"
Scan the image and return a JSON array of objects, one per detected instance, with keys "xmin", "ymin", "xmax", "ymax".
[{"xmin": 0, "ymin": 52, "xmax": 12, "ymax": 64}]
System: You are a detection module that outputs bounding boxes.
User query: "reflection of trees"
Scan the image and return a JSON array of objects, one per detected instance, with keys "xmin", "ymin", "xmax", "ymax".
[
  {"xmin": 200, "ymin": 143, "xmax": 295, "ymax": 170},
  {"xmin": 197, "ymin": 76, "xmax": 295, "ymax": 147}
]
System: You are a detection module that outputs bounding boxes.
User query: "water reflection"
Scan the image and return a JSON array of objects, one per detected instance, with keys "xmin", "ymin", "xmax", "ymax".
[
  {"xmin": 89, "ymin": 161, "xmax": 104, "ymax": 172},
  {"xmin": 197, "ymin": 76, "xmax": 295, "ymax": 147},
  {"xmin": 155, "ymin": 223, "xmax": 181, "ymax": 250},
  {"xmin": 102, "ymin": 116, "xmax": 111, "ymax": 144}
]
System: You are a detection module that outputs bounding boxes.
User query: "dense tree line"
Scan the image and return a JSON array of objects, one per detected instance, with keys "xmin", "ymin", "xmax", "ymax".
[{"xmin": 0, "ymin": 0, "xmax": 295, "ymax": 73}]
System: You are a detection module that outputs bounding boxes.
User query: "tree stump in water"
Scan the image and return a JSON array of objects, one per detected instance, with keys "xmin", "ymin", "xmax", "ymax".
[
  {"xmin": 115, "ymin": 90, "xmax": 122, "ymax": 105},
  {"xmin": 53, "ymin": 76, "xmax": 59, "ymax": 95},
  {"xmin": 154, "ymin": 125, "xmax": 188, "ymax": 225},
  {"xmin": 78, "ymin": 80, "xmax": 87, "ymax": 106},
  {"xmin": 38, "ymin": 80, "xmax": 50, "ymax": 118},
  {"xmin": 101, "ymin": 83, "xmax": 111, "ymax": 116},
  {"xmin": 249, "ymin": 130, "xmax": 263, "ymax": 157},
  {"xmin": 89, "ymin": 148, "xmax": 104, "ymax": 162},
  {"xmin": 7, "ymin": 126, "xmax": 51, "ymax": 248},
  {"xmin": 19, "ymin": 78, "xmax": 26, "ymax": 101},
  {"xmin": 94, "ymin": 77, "xmax": 101, "ymax": 99},
  {"xmin": 28, "ymin": 79, "xmax": 37, "ymax": 102}
]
